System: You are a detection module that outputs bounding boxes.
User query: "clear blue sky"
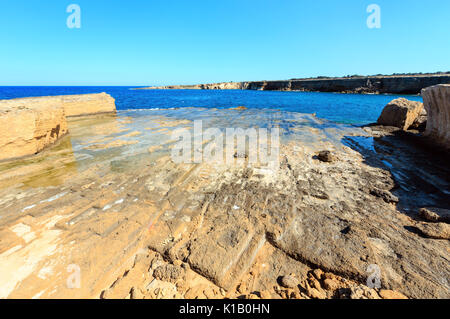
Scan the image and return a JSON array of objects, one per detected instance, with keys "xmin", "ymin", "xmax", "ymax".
[{"xmin": 0, "ymin": 0, "xmax": 449, "ymax": 86}]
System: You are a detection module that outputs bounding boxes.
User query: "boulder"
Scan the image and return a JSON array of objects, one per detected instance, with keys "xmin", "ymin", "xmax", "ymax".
[
  {"xmin": 421, "ymin": 84, "xmax": 450, "ymax": 148},
  {"xmin": 377, "ymin": 98, "xmax": 424, "ymax": 130},
  {"xmin": 0, "ymin": 97, "xmax": 68, "ymax": 161}
]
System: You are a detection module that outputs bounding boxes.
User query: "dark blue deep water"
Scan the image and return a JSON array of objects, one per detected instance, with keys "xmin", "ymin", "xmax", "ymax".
[{"xmin": 0, "ymin": 86, "xmax": 423, "ymax": 125}]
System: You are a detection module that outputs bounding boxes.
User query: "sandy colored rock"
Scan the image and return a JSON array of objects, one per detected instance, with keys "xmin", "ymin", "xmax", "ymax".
[
  {"xmin": 416, "ymin": 222, "xmax": 450, "ymax": 240},
  {"xmin": 317, "ymin": 150, "xmax": 335, "ymax": 162},
  {"xmin": 377, "ymin": 98, "xmax": 424, "ymax": 130},
  {"xmin": 422, "ymin": 84, "xmax": 450, "ymax": 149},
  {"xmin": 348, "ymin": 286, "xmax": 381, "ymax": 299},
  {"xmin": 0, "ymin": 97, "xmax": 68, "ymax": 161},
  {"xmin": 379, "ymin": 289, "xmax": 408, "ymax": 299},
  {"xmin": 323, "ymin": 278, "xmax": 339, "ymax": 291},
  {"xmin": 279, "ymin": 275, "xmax": 299, "ymax": 289},
  {"xmin": 419, "ymin": 207, "xmax": 450, "ymax": 223},
  {"xmin": 153, "ymin": 264, "xmax": 183, "ymax": 283},
  {"xmin": 61, "ymin": 93, "xmax": 116, "ymax": 117},
  {"xmin": 312, "ymin": 269, "xmax": 324, "ymax": 280}
]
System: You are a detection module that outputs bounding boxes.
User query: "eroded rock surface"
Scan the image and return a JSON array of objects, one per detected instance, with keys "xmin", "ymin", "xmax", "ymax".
[
  {"xmin": 0, "ymin": 108, "xmax": 448, "ymax": 299},
  {"xmin": 422, "ymin": 84, "xmax": 450, "ymax": 149},
  {"xmin": 0, "ymin": 97, "xmax": 68, "ymax": 161}
]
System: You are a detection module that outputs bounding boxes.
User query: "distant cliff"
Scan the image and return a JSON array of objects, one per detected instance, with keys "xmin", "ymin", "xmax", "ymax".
[{"xmin": 138, "ymin": 73, "xmax": 450, "ymax": 95}]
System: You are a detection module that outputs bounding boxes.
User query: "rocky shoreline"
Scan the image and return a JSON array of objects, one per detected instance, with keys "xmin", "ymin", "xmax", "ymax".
[
  {"xmin": 0, "ymin": 86, "xmax": 448, "ymax": 299},
  {"xmin": 138, "ymin": 73, "xmax": 450, "ymax": 95}
]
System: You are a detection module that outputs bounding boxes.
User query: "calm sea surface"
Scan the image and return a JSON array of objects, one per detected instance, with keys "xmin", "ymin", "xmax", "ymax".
[{"xmin": 0, "ymin": 86, "xmax": 423, "ymax": 125}]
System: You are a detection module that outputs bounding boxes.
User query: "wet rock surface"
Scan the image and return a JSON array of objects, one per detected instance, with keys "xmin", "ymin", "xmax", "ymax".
[{"xmin": 0, "ymin": 108, "xmax": 448, "ymax": 299}]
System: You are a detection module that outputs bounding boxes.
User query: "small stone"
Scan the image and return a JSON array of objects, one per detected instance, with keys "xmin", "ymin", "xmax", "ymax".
[
  {"xmin": 416, "ymin": 222, "xmax": 450, "ymax": 240},
  {"xmin": 323, "ymin": 279, "xmax": 339, "ymax": 291},
  {"xmin": 130, "ymin": 287, "xmax": 143, "ymax": 299},
  {"xmin": 172, "ymin": 260, "xmax": 182, "ymax": 267},
  {"xmin": 237, "ymin": 283, "xmax": 247, "ymax": 294},
  {"xmin": 379, "ymin": 289, "xmax": 408, "ymax": 299},
  {"xmin": 323, "ymin": 272, "xmax": 336, "ymax": 280},
  {"xmin": 279, "ymin": 275, "xmax": 299, "ymax": 289},
  {"xmin": 312, "ymin": 269, "xmax": 324, "ymax": 280},
  {"xmin": 307, "ymin": 287, "xmax": 326, "ymax": 299},
  {"xmin": 153, "ymin": 264, "xmax": 182, "ymax": 283},
  {"xmin": 370, "ymin": 188, "xmax": 399, "ymax": 204},
  {"xmin": 419, "ymin": 208, "xmax": 440, "ymax": 222},
  {"xmin": 310, "ymin": 278, "xmax": 322, "ymax": 290},
  {"xmin": 289, "ymin": 291, "xmax": 302, "ymax": 299},
  {"xmin": 317, "ymin": 150, "xmax": 335, "ymax": 163}
]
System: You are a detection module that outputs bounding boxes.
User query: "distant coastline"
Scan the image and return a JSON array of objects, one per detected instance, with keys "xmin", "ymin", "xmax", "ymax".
[{"xmin": 136, "ymin": 72, "xmax": 450, "ymax": 95}]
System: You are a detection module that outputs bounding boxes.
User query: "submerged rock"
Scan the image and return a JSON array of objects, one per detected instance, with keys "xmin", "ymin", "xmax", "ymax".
[{"xmin": 377, "ymin": 98, "xmax": 424, "ymax": 130}]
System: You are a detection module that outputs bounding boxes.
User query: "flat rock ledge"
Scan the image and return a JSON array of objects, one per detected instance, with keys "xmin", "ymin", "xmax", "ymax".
[
  {"xmin": 0, "ymin": 93, "xmax": 116, "ymax": 161},
  {"xmin": 60, "ymin": 92, "xmax": 116, "ymax": 117},
  {"xmin": 422, "ymin": 84, "xmax": 450, "ymax": 149}
]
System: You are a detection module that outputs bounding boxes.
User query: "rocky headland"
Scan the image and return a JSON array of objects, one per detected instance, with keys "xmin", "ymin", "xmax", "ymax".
[{"xmin": 138, "ymin": 73, "xmax": 450, "ymax": 95}]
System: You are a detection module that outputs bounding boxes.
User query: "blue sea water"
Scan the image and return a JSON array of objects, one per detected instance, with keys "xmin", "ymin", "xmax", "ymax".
[{"xmin": 0, "ymin": 86, "xmax": 423, "ymax": 125}]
